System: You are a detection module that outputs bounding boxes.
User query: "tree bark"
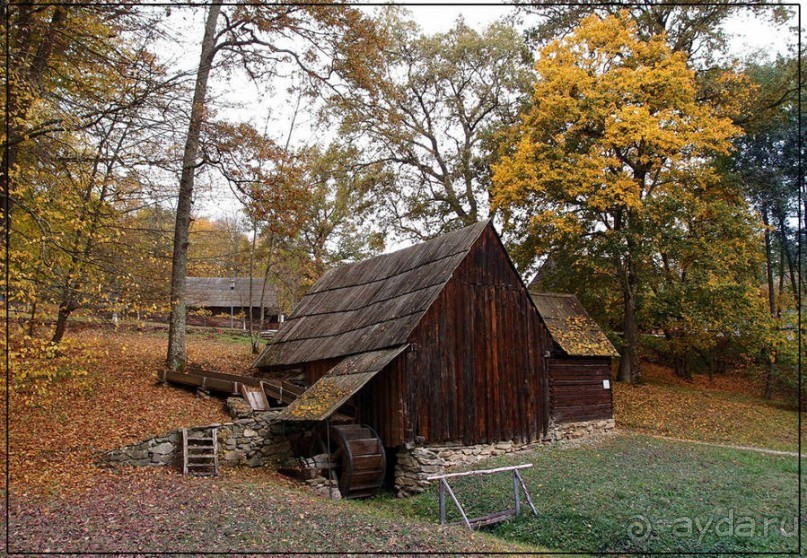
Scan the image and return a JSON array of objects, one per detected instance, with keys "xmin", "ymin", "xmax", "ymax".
[
  {"xmin": 761, "ymin": 208, "xmax": 777, "ymax": 399},
  {"xmin": 247, "ymin": 221, "xmax": 259, "ymax": 353},
  {"xmin": 2, "ymin": 5, "xmax": 66, "ymax": 228},
  {"xmin": 673, "ymin": 351, "xmax": 691, "ymax": 380},
  {"xmin": 28, "ymin": 299, "xmax": 37, "ymax": 337},
  {"xmin": 617, "ymin": 260, "xmax": 641, "ymax": 383},
  {"xmin": 51, "ymin": 297, "xmax": 77, "ymax": 344},
  {"xmin": 166, "ymin": 2, "xmax": 222, "ymax": 371},
  {"xmin": 777, "ymin": 214, "xmax": 798, "ymax": 310},
  {"xmin": 762, "ymin": 208, "xmax": 776, "ymax": 316}
]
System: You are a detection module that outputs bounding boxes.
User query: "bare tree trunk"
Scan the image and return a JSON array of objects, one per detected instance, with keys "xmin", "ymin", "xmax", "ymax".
[
  {"xmin": 777, "ymin": 231, "xmax": 786, "ymax": 318},
  {"xmin": 167, "ymin": 2, "xmax": 222, "ymax": 371},
  {"xmin": 28, "ymin": 300, "xmax": 37, "ymax": 337},
  {"xmin": 617, "ymin": 259, "xmax": 641, "ymax": 383},
  {"xmin": 777, "ymin": 214, "xmax": 798, "ymax": 311},
  {"xmin": 257, "ymin": 231, "xmax": 275, "ymax": 325},
  {"xmin": 762, "ymin": 208, "xmax": 776, "ymax": 316},
  {"xmin": 761, "ymin": 208, "xmax": 777, "ymax": 399},
  {"xmin": 51, "ymin": 303, "xmax": 74, "ymax": 344},
  {"xmin": 762, "ymin": 346, "xmax": 775, "ymax": 400},
  {"xmin": 673, "ymin": 352, "xmax": 691, "ymax": 380},
  {"xmin": 247, "ymin": 221, "xmax": 259, "ymax": 353}
]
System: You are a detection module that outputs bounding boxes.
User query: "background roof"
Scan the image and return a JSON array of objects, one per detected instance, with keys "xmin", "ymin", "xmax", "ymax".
[{"xmin": 186, "ymin": 277, "xmax": 278, "ymax": 310}]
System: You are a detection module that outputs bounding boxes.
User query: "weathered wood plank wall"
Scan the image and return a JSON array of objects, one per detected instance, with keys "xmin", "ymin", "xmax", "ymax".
[
  {"xmin": 547, "ymin": 358, "xmax": 613, "ymax": 422},
  {"xmin": 402, "ymin": 226, "xmax": 549, "ymax": 446},
  {"xmin": 355, "ymin": 355, "xmax": 407, "ymax": 447}
]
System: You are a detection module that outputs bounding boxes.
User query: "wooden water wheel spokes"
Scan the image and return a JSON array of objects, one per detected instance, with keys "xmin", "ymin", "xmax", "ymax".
[{"xmin": 316, "ymin": 423, "xmax": 386, "ymax": 499}]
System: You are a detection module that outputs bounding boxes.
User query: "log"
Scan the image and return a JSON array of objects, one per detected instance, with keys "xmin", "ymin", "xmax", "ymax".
[{"xmin": 427, "ymin": 463, "xmax": 532, "ymax": 480}]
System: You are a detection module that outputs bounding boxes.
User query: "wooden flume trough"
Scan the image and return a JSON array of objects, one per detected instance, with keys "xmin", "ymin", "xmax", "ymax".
[{"xmin": 159, "ymin": 368, "xmax": 303, "ymax": 409}]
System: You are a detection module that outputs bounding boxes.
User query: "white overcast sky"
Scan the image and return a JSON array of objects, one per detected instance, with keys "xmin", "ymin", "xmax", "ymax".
[{"xmin": 155, "ymin": 3, "xmax": 801, "ymax": 229}]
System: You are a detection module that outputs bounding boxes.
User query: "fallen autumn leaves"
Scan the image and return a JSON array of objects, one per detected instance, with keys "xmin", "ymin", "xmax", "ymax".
[{"xmin": 6, "ymin": 326, "xmax": 533, "ymax": 555}]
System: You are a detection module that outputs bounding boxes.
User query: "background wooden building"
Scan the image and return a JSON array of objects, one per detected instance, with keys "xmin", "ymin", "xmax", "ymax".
[
  {"xmin": 529, "ymin": 292, "xmax": 618, "ymax": 424},
  {"xmin": 186, "ymin": 277, "xmax": 281, "ymax": 328},
  {"xmin": 253, "ymin": 220, "xmax": 552, "ymax": 448}
]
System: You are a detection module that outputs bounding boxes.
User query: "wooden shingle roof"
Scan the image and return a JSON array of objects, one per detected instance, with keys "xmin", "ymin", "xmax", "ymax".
[
  {"xmin": 529, "ymin": 292, "xmax": 618, "ymax": 357},
  {"xmin": 186, "ymin": 277, "xmax": 278, "ymax": 311},
  {"xmin": 276, "ymin": 345, "xmax": 409, "ymax": 421},
  {"xmin": 253, "ymin": 220, "xmax": 491, "ymax": 368}
]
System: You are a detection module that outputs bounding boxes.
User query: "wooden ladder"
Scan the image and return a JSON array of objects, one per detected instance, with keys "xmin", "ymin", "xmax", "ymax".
[{"xmin": 182, "ymin": 428, "xmax": 219, "ymax": 477}]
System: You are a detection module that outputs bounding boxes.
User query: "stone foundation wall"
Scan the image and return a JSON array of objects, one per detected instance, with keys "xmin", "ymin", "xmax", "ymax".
[
  {"xmin": 99, "ymin": 411, "xmax": 300, "ymax": 469},
  {"xmin": 394, "ymin": 418, "xmax": 616, "ymax": 497},
  {"xmin": 101, "ymin": 407, "xmax": 615, "ymax": 499},
  {"xmin": 545, "ymin": 418, "xmax": 615, "ymax": 443}
]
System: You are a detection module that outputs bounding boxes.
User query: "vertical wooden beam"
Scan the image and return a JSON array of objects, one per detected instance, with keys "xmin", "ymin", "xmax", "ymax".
[
  {"xmin": 439, "ymin": 479, "xmax": 446, "ymax": 525},
  {"xmin": 181, "ymin": 428, "xmax": 188, "ymax": 476},
  {"xmin": 212, "ymin": 427, "xmax": 219, "ymax": 476},
  {"xmin": 513, "ymin": 470, "xmax": 521, "ymax": 515}
]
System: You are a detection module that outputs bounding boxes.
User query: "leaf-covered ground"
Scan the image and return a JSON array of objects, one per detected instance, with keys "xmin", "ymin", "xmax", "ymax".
[
  {"xmin": 613, "ymin": 363, "xmax": 799, "ymax": 452},
  {"xmin": 6, "ymin": 327, "xmax": 538, "ymax": 555},
  {"xmin": 6, "ymin": 327, "xmax": 251, "ymax": 497},
  {"xmin": 5, "ymin": 326, "xmax": 799, "ymax": 554},
  {"xmin": 9, "ymin": 467, "xmax": 536, "ymax": 555}
]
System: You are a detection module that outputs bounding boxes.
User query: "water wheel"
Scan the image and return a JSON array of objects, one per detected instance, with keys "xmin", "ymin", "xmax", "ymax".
[{"xmin": 315, "ymin": 423, "xmax": 386, "ymax": 499}]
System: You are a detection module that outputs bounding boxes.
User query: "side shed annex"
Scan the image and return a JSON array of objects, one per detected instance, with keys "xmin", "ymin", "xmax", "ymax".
[{"xmin": 529, "ymin": 292, "xmax": 618, "ymax": 424}]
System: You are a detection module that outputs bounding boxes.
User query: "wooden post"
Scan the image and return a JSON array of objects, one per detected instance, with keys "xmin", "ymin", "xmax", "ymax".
[
  {"xmin": 212, "ymin": 427, "xmax": 219, "ymax": 475},
  {"xmin": 439, "ymin": 479, "xmax": 446, "ymax": 525},
  {"xmin": 513, "ymin": 470, "xmax": 521, "ymax": 514},
  {"xmin": 326, "ymin": 419, "xmax": 333, "ymax": 500},
  {"xmin": 181, "ymin": 429, "xmax": 188, "ymax": 476},
  {"xmin": 443, "ymin": 480, "xmax": 472, "ymax": 530},
  {"xmin": 515, "ymin": 470, "xmax": 537, "ymax": 515}
]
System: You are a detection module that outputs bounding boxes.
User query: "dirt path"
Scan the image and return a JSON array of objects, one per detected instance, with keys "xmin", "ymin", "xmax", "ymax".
[{"xmin": 632, "ymin": 431, "xmax": 801, "ymax": 457}]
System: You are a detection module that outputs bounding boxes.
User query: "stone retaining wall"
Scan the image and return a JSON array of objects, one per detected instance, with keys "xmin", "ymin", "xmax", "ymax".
[
  {"xmin": 545, "ymin": 418, "xmax": 615, "ymax": 443},
  {"xmin": 101, "ymin": 408, "xmax": 615, "ymax": 500},
  {"xmin": 394, "ymin": 418, "xmax": 615, "ymax": 497},
  {"xmin": 99, "ymin": 411, "xmax": 300, "ymax": 469}
]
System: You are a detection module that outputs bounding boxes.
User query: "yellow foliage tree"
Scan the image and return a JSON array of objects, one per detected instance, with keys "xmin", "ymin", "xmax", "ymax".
[{"xmin": 492, "ymin": 12, "xmax": 751, "ymax": 383}]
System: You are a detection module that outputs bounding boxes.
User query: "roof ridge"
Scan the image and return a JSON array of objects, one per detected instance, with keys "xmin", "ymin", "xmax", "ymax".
[{"xmin": 309, "ymin": 220, "xmax": 490, "ymax": 294}]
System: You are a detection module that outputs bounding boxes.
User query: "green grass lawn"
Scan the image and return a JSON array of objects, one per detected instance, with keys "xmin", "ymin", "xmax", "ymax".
[
  {"xmin": 187, "ymin": 328, "xmax": 256, "ymax": 347},
  {"xmin": 367, "ymin": 433, "xmax": 799, "ymax": 554}
]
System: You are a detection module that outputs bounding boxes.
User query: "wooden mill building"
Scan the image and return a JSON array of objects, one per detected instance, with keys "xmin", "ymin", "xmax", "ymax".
[
  {"xmin": 253, "ymin": 221, "xmax": 617, "ymax": 454},
  {"xmin": 253, "ymin": 220, "xmax": 552, "ymax": 447}
]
